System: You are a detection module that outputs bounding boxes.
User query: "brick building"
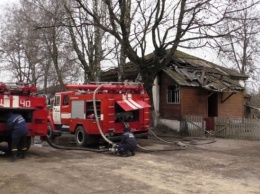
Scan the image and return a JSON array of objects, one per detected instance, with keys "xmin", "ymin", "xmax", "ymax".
[{"xmin": 101, "ymin": 50, "xmax": 248, "ymax": 130}]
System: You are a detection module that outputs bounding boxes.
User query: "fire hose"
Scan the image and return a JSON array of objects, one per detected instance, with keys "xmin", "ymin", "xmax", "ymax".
[
  {"xmin": 93, "ymin": 84, "xmax": 115, "ymax": 146},
  {"xmin": 46, "ymin": 83, "xmax": 190, "ymax": 153},
  {"xmin": 45, "ymin": 136, "xmax": 108, "ymax": 152},
  {"xmin": 92, "ymin": 84, "xmax": 190, "ymax": 153},
  {"xmin": 148, "ymin": 127, "xmax": 217, "ymax": 146}
]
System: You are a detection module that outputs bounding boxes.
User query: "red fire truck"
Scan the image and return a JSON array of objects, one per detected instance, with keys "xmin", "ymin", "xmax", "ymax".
[
  {"xmin": 47, "ymin": 82, "xmax": 150, "ymax": 146},
  {"xmin": 0, "ymin": 82, "xmax": 48, "ymax": 150}
]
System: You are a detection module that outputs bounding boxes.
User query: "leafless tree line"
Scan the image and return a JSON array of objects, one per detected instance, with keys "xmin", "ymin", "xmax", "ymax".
[{"xmin": 0, "ymin": 0, "xmax": 259, "ymax": 97}]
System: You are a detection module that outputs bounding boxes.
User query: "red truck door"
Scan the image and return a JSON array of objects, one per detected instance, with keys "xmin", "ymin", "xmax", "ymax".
[{"xmin": 53, "ymin": 95, "xmax": 61, "ymax": 124}]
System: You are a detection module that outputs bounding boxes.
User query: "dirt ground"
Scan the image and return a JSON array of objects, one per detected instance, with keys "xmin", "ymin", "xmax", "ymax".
[{"xmin": 0, "ymin": 133, "xmax": 260, "ymax": 194}]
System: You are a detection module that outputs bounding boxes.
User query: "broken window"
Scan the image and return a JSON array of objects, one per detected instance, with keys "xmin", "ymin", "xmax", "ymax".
[{"xmin": 167, "ymin": 85, "xmax": 180, "ymax": 104}]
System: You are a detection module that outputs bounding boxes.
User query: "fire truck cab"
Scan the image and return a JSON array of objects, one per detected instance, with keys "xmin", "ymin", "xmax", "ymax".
[
  {"xmin": 0, "ymin": 82, "xmax": 48, "ymax": 150},
  {"xmin": 47, "ymin": 82, "xmax": 150, "ymax": 146}
]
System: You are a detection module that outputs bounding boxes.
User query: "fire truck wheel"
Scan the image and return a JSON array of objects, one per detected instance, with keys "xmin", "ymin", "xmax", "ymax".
[
  {"xmin": 47, "ymin": 123, "xmax": 55, "ymax": 140},
  {"xmin": 75, "ymin": 126, "xmax": 88, "ymax": 147}
]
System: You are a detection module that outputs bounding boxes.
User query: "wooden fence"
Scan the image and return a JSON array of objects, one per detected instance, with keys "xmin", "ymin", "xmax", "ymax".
[
  {"xmin": 180, "ymin": 115, "xmax": 205, "ymax": 137},
  {"xmin": 214, "ymin": 117, "xmax": 260, "ymax": 140},
  {"xmin": 181, "ymin": 115, "xmax": 260, "ymax": 140}
]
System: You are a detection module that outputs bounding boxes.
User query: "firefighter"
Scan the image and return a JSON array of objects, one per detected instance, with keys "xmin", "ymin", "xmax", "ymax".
[
  {"xmin": 6, "ymin": 113, "xmax": 28, "ymax": 162},
  {"xmin": 118, "ymin": 127, "xmax": 137, "ymax": 157}
]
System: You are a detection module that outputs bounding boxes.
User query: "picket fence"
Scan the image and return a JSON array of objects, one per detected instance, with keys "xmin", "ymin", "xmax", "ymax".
[{"xmin": 181, "ymin": 115, "xmax": 260, "ymax": 140}]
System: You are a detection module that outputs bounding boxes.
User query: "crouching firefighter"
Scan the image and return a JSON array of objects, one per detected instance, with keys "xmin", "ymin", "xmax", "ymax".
[
  {"xmin": 6, "ymin": 113, "xmax": 28, "ymax": 162},
  {"xmin": 117, "ymin": 127, "xmax": 137, "ymax": 157}
]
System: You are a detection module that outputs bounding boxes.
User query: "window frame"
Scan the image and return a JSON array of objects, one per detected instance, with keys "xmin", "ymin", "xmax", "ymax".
[
  {"xmin": 63, "ymin": 95, "xmax": 70, "ymax": 106},
  {"xmin": 167, "ymin": 85, "xmax": 180, "ymax": 104},
  {"xmin": 54, "ymin": 95, "xmax": 61, "ymax": 106}
]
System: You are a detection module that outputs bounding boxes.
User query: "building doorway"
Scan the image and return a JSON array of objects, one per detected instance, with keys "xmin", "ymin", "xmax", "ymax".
[{"xmin": 208, "ymin": 93, "xmax": 218, "ymax": 117}]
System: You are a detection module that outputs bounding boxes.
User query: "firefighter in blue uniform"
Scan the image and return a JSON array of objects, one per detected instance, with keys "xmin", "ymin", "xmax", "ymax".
[
  {"xmin": 118, "ymin": 126, "xmax": 137, "ymax": 157},
  {"xmin": 6, "ymin": 113, "xmax": 28, "ymax": 162}
]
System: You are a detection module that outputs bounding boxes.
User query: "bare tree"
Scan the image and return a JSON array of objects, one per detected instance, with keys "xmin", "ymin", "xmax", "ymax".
[
  {"xmin": 64, "ymin": 0, "xmax": 107, "ymax": 82},
  {"xmin": 10, "ymin": 0, "xmax": 80, "ymax": 91},
  {"xmin": 212, "ymin": 0, "xmax": 260, "ymax": 91},
  {"xmin": 0, "ymin": 5, "xmax": 45, "ymax": 84},
  {"xmin": 74, "ymin": 0, "xmax": 257, "ymax": 106},
  {"xmin": 117, "ymin": 0, "xmax": 132, "ymax": 81},
  {"xmin": 33, "ymin": 0, "xmax": 68, "ymax": 89},
  {"xmin": 93, "ymin": 0, "xmax": 105, "ymax": 82}
]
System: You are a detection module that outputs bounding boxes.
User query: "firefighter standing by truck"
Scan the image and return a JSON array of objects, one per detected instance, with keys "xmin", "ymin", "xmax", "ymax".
[{"xmin": 6, "ymin": 113, "xmax": 28, "ymax": 162}]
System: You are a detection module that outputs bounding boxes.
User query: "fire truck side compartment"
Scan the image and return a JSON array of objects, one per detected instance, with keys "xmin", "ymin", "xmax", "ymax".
[{"xmin": 71, "ymin": 100, "xmax": 85, "ymax": 119}]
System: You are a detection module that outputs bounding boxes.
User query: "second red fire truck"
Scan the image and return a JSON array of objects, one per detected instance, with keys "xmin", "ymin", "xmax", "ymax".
[
  {"xmin": 47, "ymin": 82, "xmax": 151, "ymax": 146},
  {"xmin": 0, "ymin": 82, "xmax": 48, "ymax": 150}
]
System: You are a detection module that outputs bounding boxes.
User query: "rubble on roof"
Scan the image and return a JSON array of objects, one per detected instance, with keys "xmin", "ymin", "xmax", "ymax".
[
  {"xmin": 164, "ymin": 55, "xmax": 248, "ymax": 92},
  {"xmin": 100, "ymin": 50, "xmax": 248, "ymax": 93}
]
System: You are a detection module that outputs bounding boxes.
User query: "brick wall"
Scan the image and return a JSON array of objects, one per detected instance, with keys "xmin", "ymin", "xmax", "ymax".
[
  {"xmin": 181, "ymin": 87, "xmax": 208, "ymax": 117},
  {"xmin": 218, "ymin": 92, "xmax": 244, "ymax": 117},
  {"xmin": 158, "ymin": 71, "xmax": 245, "ymax": 120}
]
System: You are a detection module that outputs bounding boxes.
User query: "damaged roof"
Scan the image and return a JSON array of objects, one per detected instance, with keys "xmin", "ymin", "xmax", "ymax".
[
  {"xmin": 165, "ymin": 51, "xmax": 248, "ymax": 92},
  {"xmin": 101, "ymin": 50, "xmax": 248, "ymax": 92}
]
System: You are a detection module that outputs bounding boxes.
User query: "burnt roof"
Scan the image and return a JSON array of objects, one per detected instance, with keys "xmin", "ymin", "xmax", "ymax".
[{"xmin": 101, "ymin": 50, "xmax": 248, "ymax": 92}]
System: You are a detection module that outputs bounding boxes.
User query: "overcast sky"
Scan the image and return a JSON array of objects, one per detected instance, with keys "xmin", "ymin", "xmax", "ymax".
[
  {"xmin": 0, "ymin": 0, "xmax": 18, "ymax": 12},
  {"xmin": 0, "ymin": 0, "xmax": 16, "ymax": 8},
  {"xmin": 0, "ymin": 0, "xmax": 17, "ymax": 17}
]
